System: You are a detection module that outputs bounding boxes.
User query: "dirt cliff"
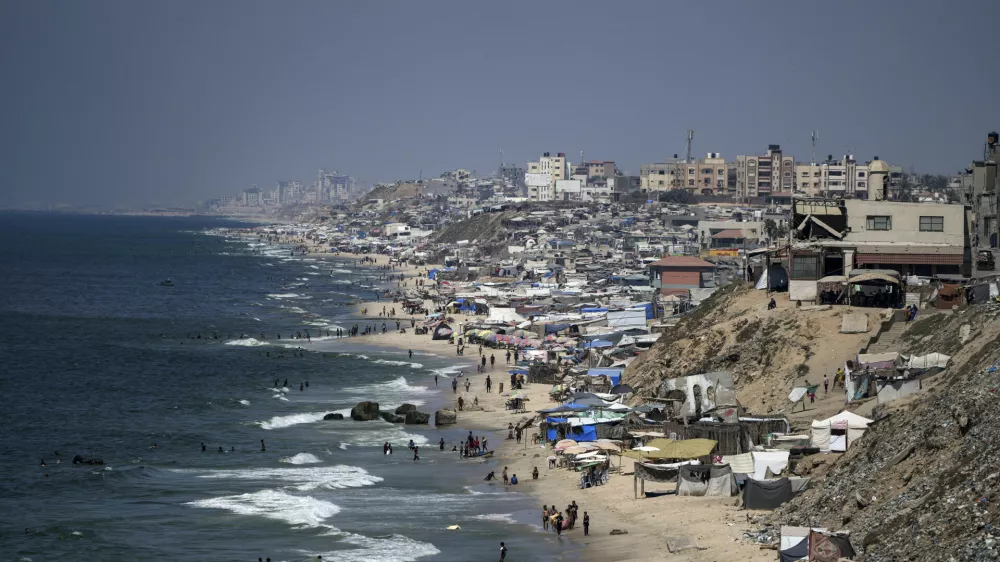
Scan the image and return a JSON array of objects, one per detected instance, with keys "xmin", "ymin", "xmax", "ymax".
[
  {"xmin": 623, "ymin": 284, "xmax": 881, "ymax": 416},
  {"xmin": 769, "ymin": 303, "xmax": 1000, "ymax": 560}
]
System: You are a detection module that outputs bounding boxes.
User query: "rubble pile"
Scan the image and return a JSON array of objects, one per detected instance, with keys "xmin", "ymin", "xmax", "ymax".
[{"xmin": 772, "ymin": 342, "xmax": 1000, "ymax": 560}]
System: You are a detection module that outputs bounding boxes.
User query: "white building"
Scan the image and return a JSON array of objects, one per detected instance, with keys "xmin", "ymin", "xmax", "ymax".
[
  {"xmin": 554, "ymin": 179, "xmax": 582, "ymax": 201},
  {"xmin": 526, "ymin": 172, "xmax": 553, "ymax": 201},
  {"xmin": 527, "ymin": 152, "xmax": 568, "ymax": 201}
]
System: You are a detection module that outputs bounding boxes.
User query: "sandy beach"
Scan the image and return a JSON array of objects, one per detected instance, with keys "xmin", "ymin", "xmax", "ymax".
[{"xmin": 280, "ymin": 246, "xmax": 776, "ymax": 561}]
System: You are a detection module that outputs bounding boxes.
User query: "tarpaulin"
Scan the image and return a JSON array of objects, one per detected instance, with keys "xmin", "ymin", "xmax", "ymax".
[
  {"xmin": 721, "ymin": 452, "xmax": 754, "ymax": 475},
  {"xmin": 809, "ymin": 530, "xmax": 856, "ymax": 562},
  {"xmin": 742, "ymin": 478, "xmax": 793, "ymax": 510},
  {"xmin": 626, "ymin": 438, "xmax": 717, "ymax": 460},
  {"xmin": 752, "ymin": 450, "xmax": 789, "ymax": 479}
]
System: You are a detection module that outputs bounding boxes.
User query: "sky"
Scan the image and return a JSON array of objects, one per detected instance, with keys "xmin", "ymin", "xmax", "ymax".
[{"xmin": 1, "ymin": 0, "xmax": 998, "ymax": 208}]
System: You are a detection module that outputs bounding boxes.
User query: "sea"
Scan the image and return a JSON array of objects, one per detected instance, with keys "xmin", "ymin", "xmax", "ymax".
[{"xmin": 0, "ymin": 213, "xmax": 577, "ymax": 561}]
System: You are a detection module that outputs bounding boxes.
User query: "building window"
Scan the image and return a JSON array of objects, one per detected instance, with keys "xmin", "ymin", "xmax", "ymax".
[
  {"xmin": 858, "ymin": 181, "xmax": 866, "ymax": 188},
  {"xmin": 701, "ymin": 168, "xmax": 712, "ymax": 175},
  {"xmin": 919, "ymin": 216, "xmax": 944, "ymax": 232},
  {"xmin": 866, "ymin": 216, "xmax": 891, "ymax": 230},
  {"xmin": 858, "ymin": 172, "xmax": 866, "ymax": 177},
  {"xmin": 688, "ymin": 179, "xmax": 695, "ymax": 186},
  {"xmin": 688, "ymin": 168, "xmax": 695, "ymax": 175},
  {"xmin": 791, "ymin": 255, "xmax": 820, "ymax": 280}
]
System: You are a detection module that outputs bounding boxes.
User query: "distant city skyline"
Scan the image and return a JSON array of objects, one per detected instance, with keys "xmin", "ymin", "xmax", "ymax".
[{"xmin": 2, "ymin": 0, "xmax": 998, "ymax": 208}]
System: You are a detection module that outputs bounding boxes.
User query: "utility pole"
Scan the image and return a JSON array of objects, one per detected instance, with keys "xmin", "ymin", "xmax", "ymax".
[
  {"xmin": 811, "ymin": 130, "xmax": 818, "ymax": 165},
  {"xmin": 685, "ymin": 129, "xmax": 694, "ymax": 163}
]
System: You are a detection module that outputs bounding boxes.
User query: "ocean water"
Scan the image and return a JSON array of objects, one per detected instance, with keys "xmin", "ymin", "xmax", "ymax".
[{"xmin": 0, "ymin": 213, "xmax": 574, "ymax": 561}]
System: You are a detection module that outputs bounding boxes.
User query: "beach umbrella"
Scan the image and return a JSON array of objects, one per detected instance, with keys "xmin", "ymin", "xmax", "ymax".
[
  {"xmin": 554, "ymin": 439, "xmax": 578, "ymax": 451},
  {"xmin": 610, "ymin": 383, "xmax": 635, "ymax": 395},
  {"xmin": 631, "ymin": 446, "xmax": 660, "ymax": 452},
  {"xmin": 563, "ymin": 445, "xmax": 598, "ymax": 455},
  {"xmin": 508, "ymin": 390, "xmax": 529, "ymax": 400}
]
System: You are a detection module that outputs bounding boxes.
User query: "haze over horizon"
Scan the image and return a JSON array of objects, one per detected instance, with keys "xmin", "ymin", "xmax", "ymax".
[{"xmin": 1, "ymin": 0, "xmax": 998, "ymax": 208}]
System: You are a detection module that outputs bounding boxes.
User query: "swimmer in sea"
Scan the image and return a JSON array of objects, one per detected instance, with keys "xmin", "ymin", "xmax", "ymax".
[
  {"xmin": 260, "ymin": 439, "xmax": 266, "ymax": 452},
  {"xmin": 201, "ymin": 442, "xmax": 206, "ymax": 452}
]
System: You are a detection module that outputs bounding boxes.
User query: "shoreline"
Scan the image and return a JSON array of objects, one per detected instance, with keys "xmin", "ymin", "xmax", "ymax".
[{"xmin": 243, "ymin": 237, "xmax": 774, "ymax": 560}]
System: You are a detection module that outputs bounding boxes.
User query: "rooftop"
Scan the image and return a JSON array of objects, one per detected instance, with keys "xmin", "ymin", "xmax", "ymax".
[{"xmin": 649, "ymin": 255, "xmax": 715, "ymax": 269}]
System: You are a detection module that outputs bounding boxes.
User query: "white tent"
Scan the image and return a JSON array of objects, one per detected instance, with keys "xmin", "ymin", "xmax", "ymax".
[
  {"xmin": 905, "ymin": 352, "xmax": 950, "ymax": 370},
  {"xmin": 811, "ymin": 410, "xmax": 873, "ymax": 452},
  {"xmin": 485, "ymin": 307, "xmax": 527, "ymax": 324}
]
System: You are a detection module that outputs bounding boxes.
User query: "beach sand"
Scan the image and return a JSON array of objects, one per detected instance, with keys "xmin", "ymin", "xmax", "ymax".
[{"xmin": 275, "ymin": 242, "xmax": 775, "ymax": 561}]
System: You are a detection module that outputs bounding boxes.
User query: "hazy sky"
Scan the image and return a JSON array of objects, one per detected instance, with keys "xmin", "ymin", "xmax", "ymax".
[{"xmin": 2, "ymin": 0, "xmax": 998, "ymax": 207}]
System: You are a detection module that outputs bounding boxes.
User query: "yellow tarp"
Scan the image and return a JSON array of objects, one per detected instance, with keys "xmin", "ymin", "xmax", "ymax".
[{"xmin": 624, "ymin": 438, "xmax": 717, "ymax": 460}]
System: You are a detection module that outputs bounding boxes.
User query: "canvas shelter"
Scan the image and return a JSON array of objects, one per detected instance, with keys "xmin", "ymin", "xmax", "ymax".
[
  {"xmin": 675, "ymin": 464, "xmax": 737, "ymax": 497},
  {"xmin": 810, "ymin": 410, "xmax": 872, "ymax": 452},
  {"xmin": 742, "ymin": 477, "xmax": 793, "ymax": 510},
  {"xmin": 623, "ymin": 438, "xmax": 716, "ymax": 460}
]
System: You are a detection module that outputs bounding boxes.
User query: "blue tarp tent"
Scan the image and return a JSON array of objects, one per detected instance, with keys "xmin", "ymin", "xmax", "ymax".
[
  {"xmin": 545, "ymin": 323, "xmax": 571, "ymax": 334},
  {"xmin": 632, "ymin": 302, "xmax": 654, "ymax": 319},
  {"xmin": 582, "ymin": 339, "xmax": 613, "ymax": 349},
  {"xmin": 545, "ymin": 417, "xmax": 567, "ymax": 441},
  {"xmin": 586, "ymin": 368, "xmax": 624, "ymax": 387},
  {"xmin": 580, "ymin": 307, "xmax": 608, "ymax": 313},
  {"xmin": 428, "ymin": 269, "xmax": 439, "ymax": 279},
  {"xmin": 570, "ymin": 424, "xmax": 598, "ymax": 441},
  {"xmin": 509, "ymin": 367, "xmax": 529, "ymax": 375}
]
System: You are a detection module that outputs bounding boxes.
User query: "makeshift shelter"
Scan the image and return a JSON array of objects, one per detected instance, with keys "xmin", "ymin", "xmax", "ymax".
[
  {"xmin": 675, "ymin": 464, "xmax": 737, "ymax": 497},
  {"xmin": 632, "ymin": 460, "xmax": 699, "ymax": 499},
  {"xmin": 624, "ymin": 438, "xmax": 716, "ymax": 460},
  {"xmin": 742, "ymin": 477, "xmax": 793, "ymax": 510},
  {"xmin": 810, "ymin": 410, "xmax": 872, "ymax": 452},
  {"xmin": 432, "ymin": 323, "xmax": 454, "ymax": 340}
]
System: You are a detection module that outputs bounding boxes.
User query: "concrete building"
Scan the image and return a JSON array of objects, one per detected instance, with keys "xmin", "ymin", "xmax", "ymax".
[
  {"xmin": 277, "ymin": 180, "xmax": 303, "ymax": 205},
  {"xmin": 648, "ymin": 255, "xmax": 716, "ymax": 295},
  {"xmin": 242, "ymin": 186, "xmax": 262, "ymax": 207},
  {"xmin": 526, "ymin": 152, "xmax": 568, "ymax": 201},
  {"xmin": 790, "ymin": 199, "xmax": 971, "ymax": 292},
  {"xmin": 640, "ymin": 153, "xmax": 728, "ymax": 196},
  {"xmin": 498, "ymin": 164, "xmax": 525, "ymax": 191},
  {"xmin": 968, "ymin": 133, "xmax": 999, "ymax": 248},
  {"xmin": 585, "ymin": 160, "xmax": 616, "ymax": 181},
  {"xmin": 696, "ymin": 220, "xmax": 764, "ymax": 249},
  {"xmin": 554, "ymin": 179, "xmax": 583, "ymax": 201},
  {"xmin": 736, "ymin": 145, "xmax": 795, "ymax": 199},
  {"xmin": 794, "ymin": 155, "xmax": 880, "ymax": 199},
  {"xmin": 422, "ymin": 178, "xmax": 459, "ymax": 197}
]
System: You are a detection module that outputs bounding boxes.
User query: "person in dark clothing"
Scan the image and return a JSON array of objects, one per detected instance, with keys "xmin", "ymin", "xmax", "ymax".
[
  {"xmin": 583, "ymin": 511, "xmax": 590, "ymax": 535},
  {"xmin": 499, "ymin": 542, "xmax": 507, "ymax": 561}
]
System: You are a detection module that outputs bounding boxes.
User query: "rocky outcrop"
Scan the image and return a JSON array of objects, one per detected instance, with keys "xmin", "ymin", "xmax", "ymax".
[
  {"xmin": 380, "ymin": 412, "xmax": 405, "ymax": 423},
  {"xmin": 350, "ymin": 401, "xmax": 380, "ymax": 421},
  {"xmin": 395, "ymin": 403, "xmax": 418, "ymax": 415},
  {"xmin": 323, "ymin": 413, "xmax": 344, "ymax": 420},
  {"xmin": 435, "ymin": 409, "xmax": 457, "ymax": 425},
  {"xmin": 404, "ymin": 410, "xmax": 430, "ymax": 424}
]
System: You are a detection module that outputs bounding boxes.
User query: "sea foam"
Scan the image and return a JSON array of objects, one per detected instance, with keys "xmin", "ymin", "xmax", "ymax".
[
  {"xmin": 187, "ymin": 489, "xmax": 339, "ymax": 528},
  {"xmin": 225, "ymin": 338, "xmax": 268, "ymax": 347},
  {"xmin": 279, "ymin": 453, "xmax": 322, "ymax": 465},
  {"xmin": 195, "ymin": 465, "xmax": 383, "ymax": 491},
  {"xmin": 258, "ymin": 412, "xmax": 328, "ymax": 430}
]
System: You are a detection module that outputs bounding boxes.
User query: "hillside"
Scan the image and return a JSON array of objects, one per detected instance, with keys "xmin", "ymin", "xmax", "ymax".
[
  {"xmin": 433, "ymin": 212, "xmax": 515, "ymax": 245},
  {"xmin": 624, "ymin": 284, "xmax": 883, "ymax": 417},
  {"xmin": 769, "ymin": 303, "xmax": 1000, "ymax": 560}
]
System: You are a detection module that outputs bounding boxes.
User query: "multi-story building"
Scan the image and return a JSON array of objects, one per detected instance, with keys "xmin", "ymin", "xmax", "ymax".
[
  {"xmin": 242, "ymin": 186, "xmax": 262, "ymax": 207},
  {"xmin": 736, "ymin": 145, "xmax": 795, "ymax": 199},
  {"xmin": 526, "ymin": 152, "xmax": 568, "ymax": 201},
  {"xmin": 585, "ymin": 160, "xmax": 616, "ymax": 181},
  {"xmin": 969, "ymin": 132, "xmax": 999, "ymax": 247},
  {"xmin": 640, "ymin": 153, "xmax": 728, "ymax": 196},
  {"xmin": 498, "ymin": 164, "xmax": 525, "ymax": 191},
  {"xmin": 277, "ymin": 180, "xmax": 303, "ymax": 205},
  {"xmin": 794, "ymin": 155, "xmax": 896, "ymax": 200}
]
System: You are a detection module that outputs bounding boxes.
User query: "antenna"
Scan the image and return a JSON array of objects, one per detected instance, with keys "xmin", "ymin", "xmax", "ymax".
[
  {"xmin": 811, "ymin": 130, "xmax": 818, "ymax": 164},
  {"xmin": 685, "ymin": 130, "xmax": 694, "ymax": 163},
  {"xmin": 500, "ymin": 148, "xmax": 503, "ymax": 168}
]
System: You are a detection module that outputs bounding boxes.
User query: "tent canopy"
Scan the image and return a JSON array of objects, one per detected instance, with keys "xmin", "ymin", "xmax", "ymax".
[{"xmin": 625, "ymin": 438, "xmax": 716, "ymax": 460}]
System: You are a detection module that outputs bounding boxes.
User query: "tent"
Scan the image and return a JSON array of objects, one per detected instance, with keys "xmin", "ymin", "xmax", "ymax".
[
  {"xmin": 624, "ymin": 438, "xmax": 716, "ymax": 460},
  {"xmin": 810, "ymin": 410, "xmax": 872, "ymax": 452},
  {"xmin": 432, "ymin": 323, "xmax": 454, "ymax": 340},
  {"xmin": 742, "ymin": 478, "xmax": 793, "ymax": 510},
  {"xmin": 675, "ymin": 464, "xmax": 737, "ymax": 497}
]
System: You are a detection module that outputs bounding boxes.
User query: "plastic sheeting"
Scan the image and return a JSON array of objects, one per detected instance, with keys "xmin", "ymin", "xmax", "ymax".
[
  {"xmin": 753, "ymin": 450, "xmax": 790, "ymax": 479},
  {"xmin": 743, "ymin": 478, "xmax": 793, "ymax": 510},
  {"xmin": 721, "ymin": 452, "xmax": 754, "ymax": 475}
]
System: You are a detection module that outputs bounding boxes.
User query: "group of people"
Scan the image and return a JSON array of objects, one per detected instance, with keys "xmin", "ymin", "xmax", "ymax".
[{"xmin": 541, "ymin": 502, "xmax": 588, "ymax": 536}]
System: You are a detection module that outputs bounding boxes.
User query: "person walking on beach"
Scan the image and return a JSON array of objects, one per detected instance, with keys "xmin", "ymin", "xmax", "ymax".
[
  {"xmin": 465, "ymin": 379, "xmax": 471, "ymax": 393},
  {"xmin": 452, "ymin": 378, "xmax": 458, "ymax": 394},
  {"xmin": 583, "ymin": 511, "xmax": 590, "ymax": 536},
  {"xmin": 555, "ymin": 512, "xmax": 564, "ymax": 536},
  {"xmin": 823, "ymin": 374, "xmax": 829, "ymax": 395},
  {"xmin": 486, "ymin": 375, "xmax": 492, "ymax": 393},
  {"xmin": 481, "ymin": 355, "xmax": 487, "ymax": 370},
  {"xmin": 505, "ymin": 350, "xmax": 511, "ymax": 364},
  {"xmin": 408, "ymin": 349, "xmax": 413, "ymax": 359},
  {"xmin": 541, "ymin": 505, "xmax": 549, "ymax": 531},
  {"xmin": 260, "ymin": 439, "xmax": 265, "ymax": 452},
  {"xmin": 490, "ymin": 354, "xmax": 495, "ymax": 370},
  {"xmin": 502, "ymin": 466, "xmax": 509, "ymax": 485}
]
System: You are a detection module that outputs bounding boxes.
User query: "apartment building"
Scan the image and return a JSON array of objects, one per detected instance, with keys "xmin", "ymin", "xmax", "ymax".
[
  {"xmin": 639, "ymin": 153, "xmax": 728, "ymax": 196},
  {"xmin": 793, "ymin": 155, "xmax": 896, "ymax": 200},
  {"xmin": 736, "ymin": 145, "xmax": 795, "ymax": 199},
  {"xmin": 526, "ymin": 152, "xmax": 568, "ymax": 201}
]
